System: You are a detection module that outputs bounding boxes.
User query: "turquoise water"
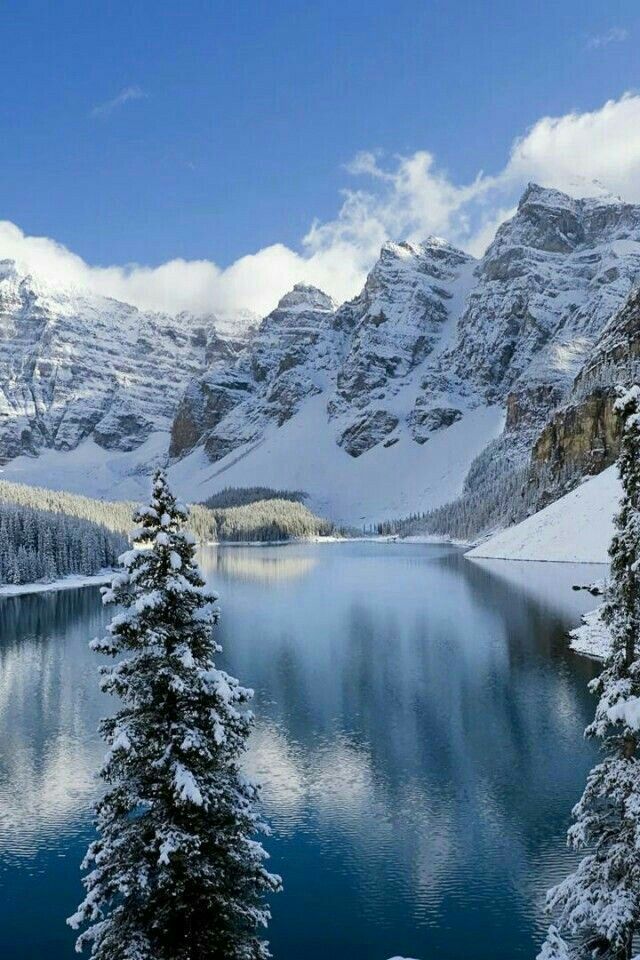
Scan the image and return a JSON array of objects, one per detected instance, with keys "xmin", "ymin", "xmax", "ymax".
[{"xmin": 0, "ymin": 542, "xmax": 605, "ymax": 959}]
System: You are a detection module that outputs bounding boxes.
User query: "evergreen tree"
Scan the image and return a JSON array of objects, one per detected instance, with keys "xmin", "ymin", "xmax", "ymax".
[
  {"xmin": 537, "ymin": 926, "xmax": 571, "ymax": 960},
  {"xmin": 539, "ymin": 385, "xmax": 640, "ymax": 960},
  {"xmin": 68, "ymin": 470, "xmax": 280, "ymax": 960}
]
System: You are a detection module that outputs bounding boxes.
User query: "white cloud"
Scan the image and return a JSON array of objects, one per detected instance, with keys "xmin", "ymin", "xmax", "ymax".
[
  {"xmin": 3, "ymin": 92, "xmax": 640, "ymax": 320},
  {"xmin": 503, "ymin": 94, "xmax": 640, "ymax": 201},
  {"xmin": 586, "ymin": 26, "xmax": 629, "ymax": 50},
  {"xmin": 90, "ymin": 85, "xmax": 147, "ymax": 119}
]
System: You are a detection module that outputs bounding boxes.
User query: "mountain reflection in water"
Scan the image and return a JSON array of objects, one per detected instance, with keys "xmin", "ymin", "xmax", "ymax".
[{"xmin": 0, "ymin": 542, "xmax": 605, "ymax": 960}]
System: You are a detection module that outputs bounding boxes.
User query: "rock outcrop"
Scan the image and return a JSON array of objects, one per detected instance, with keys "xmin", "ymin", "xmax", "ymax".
[
  {"xmin": 169, "ymin": 283, "xmax": 338, "ymax": 462},
  {"xmin": 531, "ymin": 285, "xmax": 640, "ymax": 479}
]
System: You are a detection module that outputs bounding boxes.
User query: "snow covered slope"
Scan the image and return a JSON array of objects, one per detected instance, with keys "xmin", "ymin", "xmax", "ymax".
[
  {"xmin": 466, "ymin": 466, "xmax": 619, "ymax": 563},
  {"xmin": 168, "ymin": 394, "xmax": 503, "ymax": 525}
]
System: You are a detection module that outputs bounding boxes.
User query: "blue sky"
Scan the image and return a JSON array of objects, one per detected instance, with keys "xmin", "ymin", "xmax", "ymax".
[{"xmin": 1, "ymin": 0, "xmax": 640, "ymax": 315}]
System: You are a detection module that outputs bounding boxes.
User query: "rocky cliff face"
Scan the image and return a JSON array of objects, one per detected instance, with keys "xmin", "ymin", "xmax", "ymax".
[
  {"xmin": 532, "ymin": 389, "xmax": 620, "ymax": 478},
  {"xmin": 170, "ymin": 240, "xmax": 477, "ymax": 464},
  {"xmin": 420, "ymin": 185, "xmax": 640, "ymax": 414},
  {"xmin": 173, "ymin": 184, "xmax": 640, "ymax": 481},
  {"xmin": 531, "ymin": 285, "xmax": 640, "ymax": 479},
  {"xmin": 0, "ymin": 261, "xmax": 218, "ymax": 460},
  {"xmin": 169, "ymin": 283, "xmax": 338, "ymax": 461},
  {"xmin": 329, "ymin": 239, "xmax": 476, "ymax": 453}
]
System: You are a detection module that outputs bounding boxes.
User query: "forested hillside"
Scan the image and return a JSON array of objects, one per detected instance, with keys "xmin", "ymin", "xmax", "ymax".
[
  {"xmin": 0, "ymin": 502, "xmax": 126, "ymax": 585},
  {"xmin": 203, "ymin": 486, "xmax": 307, "ymax": 509},
  {"xmin": 210, "ymin": 497, "xmax": 337, "ymax": 542},
  {"xmin": 0, "ymin": 479, "xmax": 217, "ymax": 544},
  {"xmin": 0, "ymin": 482, "xmax": 338, "ymax": 585}
]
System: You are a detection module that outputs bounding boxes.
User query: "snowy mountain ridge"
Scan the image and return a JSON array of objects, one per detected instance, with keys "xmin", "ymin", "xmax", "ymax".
[
  {"xmin": 2, "ymin": 183, "xmax": 640, "ymax": 524},
  {"xmin": 164, "ymin": 183, "xmax": 640, "ymax": 520},
  {"xmin": 0, "ymin": 260, "xmax": 252, "ymax": 461}
]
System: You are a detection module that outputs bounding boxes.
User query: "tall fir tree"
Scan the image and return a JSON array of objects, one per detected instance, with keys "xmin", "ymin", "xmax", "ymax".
[
  {"xmin": 68, "ymin": 470, "xmax": 281, "ymax": 960},
  {"xmin": 539, "ymin": 385, "xmax": 640, "ymax": 960}
]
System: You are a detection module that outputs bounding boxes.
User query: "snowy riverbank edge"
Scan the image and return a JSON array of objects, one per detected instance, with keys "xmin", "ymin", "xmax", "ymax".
[
  {"xmin": 466, "ymin": 467, "xmax": 618, "ymax": 565},
  {"xmin": 569, "ymin": 604, "xmax": 611, "ymax": 661},
  {"xmin": 0, "ymin": 571, "xmax": 114, "ymax": 598}
]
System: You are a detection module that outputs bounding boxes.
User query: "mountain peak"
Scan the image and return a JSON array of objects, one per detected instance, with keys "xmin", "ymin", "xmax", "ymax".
[
  {"xmin": 378, "ymin": 236, "xmax": 471, "ymax": 267},
  {"xmin": 517, "ymin": 182, "xmax": 576, "ymax": 211},
  {"xmin": 275, "ymin": 283, "xmax": 336, "ymax": 314}
]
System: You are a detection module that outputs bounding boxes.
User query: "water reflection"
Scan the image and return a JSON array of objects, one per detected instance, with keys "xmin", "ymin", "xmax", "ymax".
[
  {"xmin": 0, "ymin": 542, "xmax": 605, "ymax": 960},
  {"xmin": 203, "ymin": 545, "xmax": 319, "ymax": 583},
  {"xmin": 0, "ymin": 590, "xmax": 110, "ymax": 861}
]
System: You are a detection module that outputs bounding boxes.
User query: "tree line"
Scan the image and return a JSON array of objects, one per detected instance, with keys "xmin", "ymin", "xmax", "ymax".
[
  {"xmin": 203, "ymin": 485, "xmax": 307, "ymax": 509},
  {"xmin": 0, "ymin": 478, "xmax": 217, "ymax": 544},
  {"xmin": 0, "ymin": 481, "xmax": 339, "ymax": 585},
  {"xmin": 0, "ymin": 501, "xmax": 127, "ymax": 585},
  {"xmin": 210, "ymin": 497, "xmax": 337, "ymax": 542}
]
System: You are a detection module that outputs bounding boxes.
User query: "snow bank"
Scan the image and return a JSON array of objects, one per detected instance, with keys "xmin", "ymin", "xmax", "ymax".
[
  {"xmin": 0, "ymin": 571, "xmax": 113, "ymax": 597},
  {"xmin": 569, "ymin": 605, "xmax": 612, "ymax": 660},
  {"xmin": 466, "ymin": 467, "xmax": 620, "ymax": 564}
]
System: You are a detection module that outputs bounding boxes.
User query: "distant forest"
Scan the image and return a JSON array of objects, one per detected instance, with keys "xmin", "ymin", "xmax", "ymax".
[
  {"xmin": 210, "ymin": 497, "xmax": 336, "ymax": 542},
  {"xmin": 0, "ymin": 481, "xmax": 337, "ymax": 585},
  {"xmin": 203, "ymin": 486, "xmax": 307, "ymax": 509}
]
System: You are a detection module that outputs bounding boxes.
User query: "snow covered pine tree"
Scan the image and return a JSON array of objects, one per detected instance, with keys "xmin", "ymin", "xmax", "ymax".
[
  {"xmin": 538, "ymin": 386, "xmax": 640, "ymax": 960},
  {"xmin": 68, "ymin": 470, "xmax": 281, "ymax": 960}
]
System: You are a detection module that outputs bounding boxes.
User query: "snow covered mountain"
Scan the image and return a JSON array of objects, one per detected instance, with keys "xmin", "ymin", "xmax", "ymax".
[
  {"xmin": 414, "ymin": 183, "xmax": 640, "ymax": 466},
  {"xmin": 165, "ymin": 184, "xmax": 640, "ymax": 521},
  {"xmin": 0, "ymin": 260, "xmax": 250, "ymax": 460},
  {"xmin": 2, "ymin": 183, "xmax": 640, "ymax": 525}
]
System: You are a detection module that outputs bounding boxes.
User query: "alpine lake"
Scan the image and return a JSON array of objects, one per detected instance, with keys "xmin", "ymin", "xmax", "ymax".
[{"xmin": 0, "ymin": 541, "xmax": 607, "ymax": 960}]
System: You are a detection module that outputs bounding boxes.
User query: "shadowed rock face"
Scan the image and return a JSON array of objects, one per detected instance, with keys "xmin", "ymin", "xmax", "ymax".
[
  {"xmin": 531, "ymin": 286, "xmax": 640, "ymax": 480},
  {"xmin": 533, "ymin": 389, "xmax": 620, "ymax": 477},
  {"xmin": 339, "ymin": 410, "xmax": 399, "ymax": 458},
  {"xmin": 409, "ymin": 404, "xmax": 462, "ymax": 444}
]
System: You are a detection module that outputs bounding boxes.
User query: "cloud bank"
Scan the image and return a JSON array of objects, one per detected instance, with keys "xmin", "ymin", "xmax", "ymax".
[{"xmin": 3, "ymin": 92, "xmax": 640, "ymax": 319}]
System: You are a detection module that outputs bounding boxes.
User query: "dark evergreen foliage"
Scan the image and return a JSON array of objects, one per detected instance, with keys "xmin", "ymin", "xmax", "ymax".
[
  {"xmin": 203, "ymin": 486, "xmax": 307, "ymax": 509},
  {"xmin": 539, "ymin": 386, "xmax": 640, "ymax": 960},
  {"xmin": 0, "ymin": 501, "xmax": 126, "ymax": 585},
  {"xmin": 69, "ymin": 471, "xmax": 281, "ymax": 960},
  {"xmin": 211, "ymin": 498, "xmax": 337, "ymax": 542}
]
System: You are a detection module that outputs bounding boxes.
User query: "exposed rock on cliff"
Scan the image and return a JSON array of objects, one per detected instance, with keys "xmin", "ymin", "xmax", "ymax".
[{"xmin": 0, "ymin": 260, "xmax": 215, "ymax": 460}]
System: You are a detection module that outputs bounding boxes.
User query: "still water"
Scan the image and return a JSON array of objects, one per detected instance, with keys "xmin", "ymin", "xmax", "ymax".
[{"xmin": 0, "ymin": 542, "xmax": 607, "ymax": 960}]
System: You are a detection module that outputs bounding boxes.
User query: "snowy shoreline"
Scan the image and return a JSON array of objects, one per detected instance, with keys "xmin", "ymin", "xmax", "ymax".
[
  {"xmin": 466, "ymin": 467, "xmax": 618, "ymax": 565},
  {"xmin": 0, "ymin": 571, "xmax": 114, "ymax": 598},
  {"xmin": 569, "ymin": 604, "xmax": 611, "ymax": 661}
]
